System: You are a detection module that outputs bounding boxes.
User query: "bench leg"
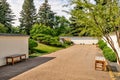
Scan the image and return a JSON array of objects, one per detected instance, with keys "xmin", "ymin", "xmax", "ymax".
[
  {"xmin": 12, "ymin": 58, "xmax": 14, "ymax": 65},
  {"xmin": 95, "ymin": 61, "xmax": 97, "ymax": 70},
  {"xmin": 103, "ymin": 62, "xmax": 106, "ymax": 71},
  {"xmin": 6, "ymin": 58, "xmax": 9, "ymax": 65}
]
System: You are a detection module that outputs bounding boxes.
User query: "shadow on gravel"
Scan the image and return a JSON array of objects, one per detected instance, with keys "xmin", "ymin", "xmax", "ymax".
[
  {"xmin": 0, "ymin": 57, "xmax": 55, "ymax": 80},
  {"xmin": 110, "ymin": 66, "xmax": 118, "ymax": 72},
  {"xmin": 107, "ymin": 61, "xmax": 120, "ymax": 80}
]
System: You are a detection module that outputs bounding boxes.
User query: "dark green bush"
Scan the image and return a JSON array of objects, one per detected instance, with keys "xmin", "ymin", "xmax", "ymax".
[
  {"xmin": 64, "ymin": 40, "xmax": 73, "ymax": 45},
  {"xmin": 103, "ymin": 46, "xmax": 117, "ymax": 62},
  {"xmin": 29, "ymin": 39, "xmax": 38, "ymax": 54},
  {"xmin": 32, "ymin": 34, "xmax": 66, "ymax": 47},
  {"xmin": 103, "ymin": 46, "xmax": 112, "ymax": 53},
  {"xmin": 98, "ymin": 40, "xmax": 107, "ymax": 50},
  {"xmin": 98, "ymin": 39, "xmax": 104, "ymax": 45},
  {"xmin": 98, "ymin": 40, "xmax": 117, "ymax": 62}
]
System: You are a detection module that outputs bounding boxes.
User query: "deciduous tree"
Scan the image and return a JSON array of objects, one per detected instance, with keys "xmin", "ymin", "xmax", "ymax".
[{"xmin": 70, "ymin": 0, "xmax": 120, "ymax": 63}]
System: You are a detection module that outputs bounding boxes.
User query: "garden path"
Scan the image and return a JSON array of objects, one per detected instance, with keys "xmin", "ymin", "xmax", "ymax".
[{"xmin": 11, "ymin": 45, "xmax": 111, "ymax": 80}]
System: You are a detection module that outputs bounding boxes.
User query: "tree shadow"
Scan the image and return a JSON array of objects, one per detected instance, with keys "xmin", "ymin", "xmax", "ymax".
[
  {"xmin": 33, "ymin": 48, "xmax": 48, "ymax": 53},
  {"xmin": 0, "ymin": 57, "xmax": 55, "ymax": 80}
]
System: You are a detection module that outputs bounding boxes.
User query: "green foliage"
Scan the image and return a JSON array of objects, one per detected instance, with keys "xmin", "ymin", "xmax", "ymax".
[
  {"xmin": 30, "ymin": 24, "xmax": 56, "ymax": 37},
  {"xmin": 54, "ymin": 16, "xmax": 71, "ymax": 36},
  {"xmin": 30, "ymin": 24, "xmax": 71, "ymax": 47},
  {"xmin": 64, "ymin": 40, "xmax": 73, "ymax": 45},
  {"xmin": 29, "ymin": 43, "xmax": 63, "ymax": 58},
  {"xmin": 69, "ymin": 0, "xmax": 102, "ymax": 37},
  {"xmin": 19, "ymin": 0, "xmax": 36, "ymax": 35},
  {"xmin": 103, "ymin": 46, "xmax": 117, "ymax": 62},
  {"xmin": 0, "ymin": 0, "xmax": 15, "ymax": 33},
  {"xmin": 98, "ymin": 40, "xmax": 107, "ymax": 49},
  {"xmin": 0, "ymin": 23, "xmax": 8, "ymax": 33},
  {"xmin": 69, "ymin": 0, "xmax": 119, "ymax": 37},
  {"xmin": 33, "ymin": 34, "xmax": 64, "ymax": 47},
  {"xmin": 11, "ymin": 27, "xmax": 20, "ymax": 34},
  {"xmin": 98, "ymin": 40, "xmax": 117, "ymax": 62},
  {"xmin": 37, "ymin": 0, "xmax": 55, "ymax": 28},
  {"xmin": 31, "ymin": 24, "xmax": 62, "ymax": 47},
  {"xmin": 29, "ymin": 39, "xmax": 38, "ymax": 54}
]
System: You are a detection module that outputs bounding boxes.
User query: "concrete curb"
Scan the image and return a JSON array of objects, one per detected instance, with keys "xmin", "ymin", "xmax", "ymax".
[{"xmin": 107, "ymin": 65, "xmax": 116, "ymax": 80}]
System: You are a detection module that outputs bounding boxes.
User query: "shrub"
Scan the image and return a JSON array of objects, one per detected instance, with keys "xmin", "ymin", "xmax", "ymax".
[
  {"xmin": 103, "ymin": 46, "xmax": 117, "ymax": 62},
  {"xmin": 64, "ymin": 40, "xmax": 73, "ymax": 45},
  {"xmin": 98, "ymin": 40, "xmax": 107, "ymax": 50},
  {"xmin": 29, "ymin": 39, "xmax": 38, "ymax": 54},
  {"xmin": 98, "ymin": 39, "xmax": 104, "ymax": 45},
  {"xmin": 98, "ymin": 40, "xmax": 117, "ymax": 62},
  {"xmin": 33, "ymin": 34, "xmax": 65, "ymax": 47},
  {"xmin": 103, "ymin": 46, "xmax": 112, "ymax": 53}
]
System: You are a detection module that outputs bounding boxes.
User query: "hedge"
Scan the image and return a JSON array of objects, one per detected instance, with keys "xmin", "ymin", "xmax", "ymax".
[{"xmin": 98, "ymin": 40, "xmax": 117, "ymax": 62}]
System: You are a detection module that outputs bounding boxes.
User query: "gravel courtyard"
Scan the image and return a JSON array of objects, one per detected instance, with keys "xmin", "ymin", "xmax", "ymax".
[{"xmin": 10, "ymin": 45, "xmax": 111, "ymax": 80}]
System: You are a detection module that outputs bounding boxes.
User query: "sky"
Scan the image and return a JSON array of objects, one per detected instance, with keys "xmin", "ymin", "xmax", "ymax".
[{"xmin": 7, "ymin": 0, "xmax": 71, "ymax": 26}]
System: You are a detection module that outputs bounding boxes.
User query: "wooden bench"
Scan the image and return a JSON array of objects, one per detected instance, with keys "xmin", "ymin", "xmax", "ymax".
[
  {"xmin": 6, "ymin": 54, "xmax": 26, "ymax": 65},
  {"xmin": 95, "ymin": 56, "xmax": 106, "ymax": 71}
]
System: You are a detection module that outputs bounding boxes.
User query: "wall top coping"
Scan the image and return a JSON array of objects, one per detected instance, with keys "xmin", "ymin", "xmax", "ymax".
[
  {"xmin": 60, "ymin": 36, "xmax": 98, "ymax": 39},
  {"xmin": 0, "ymin": 33, "xmax": 29, "ymax": 37}
]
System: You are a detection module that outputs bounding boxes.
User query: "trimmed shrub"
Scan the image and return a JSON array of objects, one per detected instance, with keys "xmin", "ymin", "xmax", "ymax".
[
  {"xmin": 98, "ymin": 40, "xmax": 117, "ymax": 62},
  {"xmin": 29, "ymin": 39, "xmax": 38, "ymax": 54},
  {"xmin": 33, "ymin": 34, "xmax": 66, "ymax": 47},
  {"xmin": 98, "ymin": 40, "xmax": 107, "ymax": 49},
  {"xmin": 64, "ymin": 40, "xmax": 73, "ymax": 45},
  {"xmin": 98, "ymin": 39, "xmax": 104, "ymax": 45},
  {"xmin": 103, "ymin": 46, "xmax": 117, "ymax": 62}
]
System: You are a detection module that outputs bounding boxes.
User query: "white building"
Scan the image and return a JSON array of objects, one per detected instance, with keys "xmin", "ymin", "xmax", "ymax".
[{"xmin": 0, "ymin": 34, "xmax": 29, "ymax": 66}]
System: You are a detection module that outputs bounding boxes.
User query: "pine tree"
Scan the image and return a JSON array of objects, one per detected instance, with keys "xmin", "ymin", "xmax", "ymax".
[
  {"xmin": 37, "ymin": 0, "xmax": 55, "ymax": 28},
  {"xmin": 0, "ymin": 0, "xmax": 15, "ymax": 33},
  {"xmin": 19, "ymin": 0, "xmax": 36, "ymax": 35}
]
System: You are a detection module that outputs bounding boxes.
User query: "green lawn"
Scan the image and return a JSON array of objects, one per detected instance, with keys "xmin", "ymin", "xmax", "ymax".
[{"xmin": 29, "ymin": 43, "xmax": 63, "ymax": 58}]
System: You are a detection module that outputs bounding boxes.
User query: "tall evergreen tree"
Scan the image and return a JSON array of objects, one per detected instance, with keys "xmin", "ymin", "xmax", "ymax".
[
  {"xmin": 0, "ymin": 0, "xmax": 15, "ymax": 33},
  {"xmin": 19, "ymin": 0, "xmax": 36, "ymax": 35},
  {"xmin": 37, "ymin": 0, "xmax": 55, "ymax": 28}
]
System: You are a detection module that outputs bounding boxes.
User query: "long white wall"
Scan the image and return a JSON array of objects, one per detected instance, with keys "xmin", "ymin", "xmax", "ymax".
[
  {"xmin": 0, "ymin": 36, "xmax": 29, "ymax": 66},
  {"xmin": 60, "ymin": 37, "xmax": 98, "ymax": 44}
]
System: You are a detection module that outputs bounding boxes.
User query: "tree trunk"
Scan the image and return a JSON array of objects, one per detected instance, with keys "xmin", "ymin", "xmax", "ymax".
[{"xmin": 104, "ymin": 35, "xmax": 120, "ymax": 64}]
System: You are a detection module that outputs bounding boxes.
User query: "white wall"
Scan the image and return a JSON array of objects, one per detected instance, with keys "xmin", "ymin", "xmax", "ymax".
[
  {"xmin": 60, "ymin": 37, "xmax": 98, "ymax": 44},
  {"xmin": 104, "ymin": 35, "xmax": 120, "ymax": 61},
  {"xmin": 0, "ymin": 36, "xmax": 29, "ymax": 66}
]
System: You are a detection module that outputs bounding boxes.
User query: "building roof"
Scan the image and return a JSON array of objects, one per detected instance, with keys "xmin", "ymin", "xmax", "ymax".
[{"xmin": 0, "ymin": 33, "xmax": 29, "ymax": 37}]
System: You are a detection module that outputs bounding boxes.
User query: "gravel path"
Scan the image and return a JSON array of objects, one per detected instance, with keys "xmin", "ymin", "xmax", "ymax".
[{"xmin": 10, "ymin": 45, "xmax": 111, "ymax": 80}]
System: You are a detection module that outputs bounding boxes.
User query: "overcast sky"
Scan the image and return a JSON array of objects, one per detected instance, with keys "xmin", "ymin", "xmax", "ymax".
[{"xmin": 7, "ymin": 0, "xmax": 71, "ymax": 26}]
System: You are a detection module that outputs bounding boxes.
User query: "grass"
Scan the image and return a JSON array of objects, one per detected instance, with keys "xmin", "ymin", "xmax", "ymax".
[{"xmin": 29, "ymin": 43, "xmax": 63, "ymax": 58}]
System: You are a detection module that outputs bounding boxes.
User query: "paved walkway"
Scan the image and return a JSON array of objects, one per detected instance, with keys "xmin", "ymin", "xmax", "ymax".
[{"xmin": 11, "ymin": 45, "xmax": 111, "ymax": 80}]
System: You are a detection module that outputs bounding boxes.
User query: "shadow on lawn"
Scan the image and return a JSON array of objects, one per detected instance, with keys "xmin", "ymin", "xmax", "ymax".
[
  {"xmin": 29, "ymin": 48, "xmax": 49, "ymax": 58},
  {"xmin": 0, "ymin": 57, "xmax": 55, "ymax": 80},
  {"xmin": 33, "ymin": 48, "xmax": 48, "ymax": 53}
]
